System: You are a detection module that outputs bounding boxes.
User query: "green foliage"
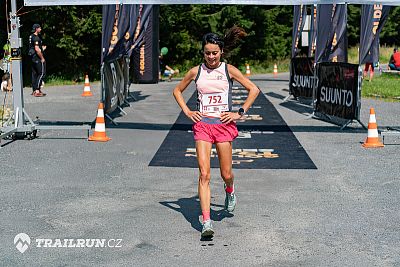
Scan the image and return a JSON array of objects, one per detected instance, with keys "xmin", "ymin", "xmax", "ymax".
[
  {"xmin": 159, "ymin": 5, "xmax": 293, "ymax": 72},
  {"xmin": 346, "ymin": 5, "xmax": 400, "ymax": 48},
  {"xmin": 347, "ymin": 5, "xmax": 361, "ymax": 46},
  {"xmin": 380, "ymin": 6, "xmax": 400, "ymax": 46},
  {"xmin": 347, "ymin": 45, "xmax": 398, "ymax": 64},
  {"xmin": 39, "ymin": 6, "xmax": 102, "ymax": 80},
  {"xmin": 0, "ymin": 3, "xmax": 399, "ymax": 85},
  {"xmin": 45, "ymin": 74, "xmax": 81, "ymax": 86},
  {"xmin": 362, "ymin": 73, "xmax": 400, "ymax": 99}
]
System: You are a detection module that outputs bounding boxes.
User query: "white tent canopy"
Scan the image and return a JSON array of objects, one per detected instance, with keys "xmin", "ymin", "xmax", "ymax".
[{"xmin": 24, "ymin": 0, "xmax": 400, "ymax": 6}]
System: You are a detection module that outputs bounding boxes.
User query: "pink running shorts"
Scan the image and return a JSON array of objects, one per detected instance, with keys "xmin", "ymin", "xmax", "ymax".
[{"xmin": 193, "ymin": 121, "xmax": 238, "ymax": 143}]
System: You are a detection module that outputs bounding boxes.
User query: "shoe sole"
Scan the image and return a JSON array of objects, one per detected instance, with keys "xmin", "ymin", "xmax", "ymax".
[{"xmin": 201, "ymin": 229, "xmax": 214, "ymax": 238}]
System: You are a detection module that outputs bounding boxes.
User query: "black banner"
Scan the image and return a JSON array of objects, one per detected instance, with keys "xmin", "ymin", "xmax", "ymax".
[
  {"xmin": 308, "ymin": 5, "xmax": 317, "ymax": 57},
  {"xmin": 315, "ymin": 62, "xmax": 359, "ymax": 120},
  {"xmin": 329, "ymin": 4, "xmax": 348, "ymax": 63},
  {"xmin": 315, "ymin": 4, "xmax": 348, "ymax": 63},
  {"xmin": 101, "ymin": 4, "xmax": 153, "ymax": 64},
  {"xmin": 102, "ymin": 5, "xmax": 131, "ymax": 63},
  {"xmin": 315, "ymin": 5, "xmax": 333, "ymax": 63},
  {"xmin": 291, "ymin": 5, "xmax": 307, "ymax": 58},
  {"xmin": 359, "ymin": 4, "xmax": 391, "ymax": 64},
  {"xmin": 289, "ymin": 57, "xmax": 316, "ymax": 98},
  {"xmin": 132, "ymin": 5, "xmax": 159, "ymax": 84},
  {"xmin": 101, "ymin": 4, "xmax": 156, "ymax": 113},
  {"xmin": 102, "ymin": 59, "xmax": 126, "ymax": 114},
  {"xmin": 122, "ymin": 56, "xmax": 130, "ymax": 99}
]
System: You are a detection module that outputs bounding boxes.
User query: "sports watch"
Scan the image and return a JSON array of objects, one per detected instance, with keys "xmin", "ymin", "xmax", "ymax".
[{"xmin": 238, "ymin": 107, "xmax": 246, "ymax": 116}]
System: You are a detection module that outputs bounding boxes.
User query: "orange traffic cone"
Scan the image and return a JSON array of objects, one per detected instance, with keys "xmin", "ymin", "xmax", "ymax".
[
  {"xmin": 89, "ymin": 102, "xmax": 111, "ymax": 142},
  {"xmin": 245, "ymin": 63, "xmax": 251, "ymax": 77},
  {"xmin": 362, "ymin": 108, "xmax": 384, "ymax": 148},
  {"xmin": 82, "ymin": 74, "xmax": 93, "ymax": 97},
  {"xmin": 273, "ymin": 63, "xmax": 278, "ymax": 77}
]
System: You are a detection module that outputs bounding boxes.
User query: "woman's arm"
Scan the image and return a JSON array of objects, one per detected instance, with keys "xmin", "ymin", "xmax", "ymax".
[{"xmin": 173, "ymin": 66, "xmax": 202, "ymax": 122}]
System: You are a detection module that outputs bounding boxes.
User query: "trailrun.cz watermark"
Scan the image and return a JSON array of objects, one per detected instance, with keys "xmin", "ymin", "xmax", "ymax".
[{"xmin": 14, "ymin": 233, "xmax": 122, "ymax": 253}]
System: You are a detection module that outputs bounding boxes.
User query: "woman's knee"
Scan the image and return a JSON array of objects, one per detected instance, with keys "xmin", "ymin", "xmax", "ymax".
[
  {"xmin": 220, "ymin": 170, "xmax": 233, "ymax": 181},
  {"xmin": 198, "ymin": 170, "xmax": 210, "ymax": 184}
]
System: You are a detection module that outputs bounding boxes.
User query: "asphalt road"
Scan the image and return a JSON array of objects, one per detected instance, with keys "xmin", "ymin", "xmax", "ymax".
[{"xmin": 1, "ymin": 73, "xmax": 399, "ymax": 266}]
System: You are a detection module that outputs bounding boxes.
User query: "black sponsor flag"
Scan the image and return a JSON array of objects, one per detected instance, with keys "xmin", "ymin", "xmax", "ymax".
[
  {"xmin": 102, "ymin": 5, "xmax": 130, "ymax": 63},
  {"xmin": 101, "ymin": 4, "xmax": 153, "ymax": 64},
  {"xmin": 315, "ymin": 4, "xmax": 348, "ymax": 63},
  {"xmin": 131, "ymin": 5, "xmax": 159, "ymax": 84},
  {"xmin": 292, "ymin": 5, "xmax": 307, "ymax": 58},
  {"xmin": 308, "ymin": 5, "xmax": 317, "ymax": 57},
  {"xmin": 359, "ymin": 4, "xmax": 390, "ymax": 64},
  {"xmin": 315, "ymin": 5, "xmax": 333, "ymax": 63},
  {"xmin": 329, "ymin": 4, "xmax": 348, "ymax": 63},
  {"xmin": 101, "ymin": 4, "xmax": 156, "ymax": 112},
  {"xmin": 102, "ymin": 60, "xmax": 124, "ymax": 114}
]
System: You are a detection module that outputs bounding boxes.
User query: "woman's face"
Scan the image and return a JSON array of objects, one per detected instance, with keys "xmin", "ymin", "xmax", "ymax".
[{"xmin": 203, "ymin": 43, "xmax": 222, "ymax": 69}]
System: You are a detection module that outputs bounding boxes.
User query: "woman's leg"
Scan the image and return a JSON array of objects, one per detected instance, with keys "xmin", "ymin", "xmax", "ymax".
[
  {"xmin": 215, "ymin": 141, "xmax": 234, "ymax": 186},
  {"xmin": 363, "ymin": 63, "xmax": 369, "ymax": 78},
  {"xmin": 369, "ymin": 65, "xmax": 374, "ymax": 81},
  {"xmin": 195, "ymin": 140, "xmax": 212, "ymax": 219},
  {"xmin": 216, "ymin": 141, "xmax": 237, "ymax": 212}
]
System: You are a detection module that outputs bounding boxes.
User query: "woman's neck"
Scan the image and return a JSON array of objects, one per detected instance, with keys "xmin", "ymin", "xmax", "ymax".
[{"xmin": 204, "ymin": 62, "xmax": 222, "ymax": 69}]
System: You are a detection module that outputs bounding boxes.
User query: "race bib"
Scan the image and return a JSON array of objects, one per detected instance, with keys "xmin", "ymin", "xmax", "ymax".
[{"xmin": 201, "ymin": 92, "xmax": 229, "ymax": 113}]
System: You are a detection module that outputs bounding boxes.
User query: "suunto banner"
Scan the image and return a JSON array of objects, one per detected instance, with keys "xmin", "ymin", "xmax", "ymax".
[
  {"xmin": 289, "ymin": 57, "xmax": 316, "ymax": 98},
  {"xmin": 315, "ymin": 62, "xmax": 359, "ymax": 120},
  {"xmin": 359, "ymin": 4, "xmax": 391, "ymax": 64},
  {"xmin": 315, "ymin": 4, "xmax": 347, "ymax": 63},
  {"xmin": 291, "ymin": 5, "xmax": 307, "ymax": 58},
  {"xmin": 132, "ymin": 5, "xmax": 159, "ymax": 84}
]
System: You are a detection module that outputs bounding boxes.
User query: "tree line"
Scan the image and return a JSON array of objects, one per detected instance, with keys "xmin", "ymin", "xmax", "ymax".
[{"xmin": 0, "ymin": 3, "xmax": 399, "ymax": 84}]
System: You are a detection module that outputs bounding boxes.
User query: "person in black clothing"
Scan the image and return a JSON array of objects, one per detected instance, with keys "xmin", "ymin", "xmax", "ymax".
[{"xmin": 29, "ymin": 23, "xmax": 46, "ymax": 97}]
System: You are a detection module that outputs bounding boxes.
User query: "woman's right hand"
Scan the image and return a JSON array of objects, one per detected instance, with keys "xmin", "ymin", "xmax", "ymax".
[{"xmin": 185, "ymin": 110, "xmax": 202, "ymax": 123}]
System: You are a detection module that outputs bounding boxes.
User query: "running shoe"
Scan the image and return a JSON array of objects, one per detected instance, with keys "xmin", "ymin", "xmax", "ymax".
[
  {"xmin": 224, "ymin": 185, "xmax": 237, "ymax": 212},
  {"xmin": 201, "ymin": 220, "xmax": 214, "ymax": 238}
]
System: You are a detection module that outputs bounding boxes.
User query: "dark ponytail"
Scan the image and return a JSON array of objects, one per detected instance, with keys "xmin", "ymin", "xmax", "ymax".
[
  {"xmin": 202, "ymin": 25, "xmax": 247, "ymax": 56},
  {"xmin": 223, "ymin": 25, "xmax": 247, "ymax": 54}
]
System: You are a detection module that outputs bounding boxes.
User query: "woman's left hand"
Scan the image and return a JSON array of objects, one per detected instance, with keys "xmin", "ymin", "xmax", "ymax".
[{"xmin": 220, "ymin": 112, "xmax": 241, "ymax": 123}]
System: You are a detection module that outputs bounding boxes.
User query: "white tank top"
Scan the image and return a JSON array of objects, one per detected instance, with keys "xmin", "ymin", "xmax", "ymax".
[{"xmin": 195, "ymin": 62, "xmax": 233, "ymax": 119}]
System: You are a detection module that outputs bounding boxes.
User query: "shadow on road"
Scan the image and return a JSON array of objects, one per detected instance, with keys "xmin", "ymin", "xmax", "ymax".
[
  {"xmin": 126, "ymin": 90, "xmax": 150, "ymax": 103},
  {"xmin": 160, "ymin": 195, "xmax": 233, "ymax": 233}
]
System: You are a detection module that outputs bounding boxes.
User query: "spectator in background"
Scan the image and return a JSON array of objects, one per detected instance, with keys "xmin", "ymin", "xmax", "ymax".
[
  {"xmin": 363, "ymin": 61, "xmax": 375, "ymax": 82},
  {"xmin": 1, "ymin": 73, "xmax": 11, "ymax": 92},
  {"xmin": 1, "ymin": 42, "xmax": 12, "ymax": 91},
  {"xmin": 388, "ymin": 47, "xmax": 400, "ymax": 71},
  {"xmin": 159, "ymin": 47, "xmax": 179, "ymax": 82},
  {"xmin": 28, "ymin": 23, "xmax": 47, "ymax": 97}
]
